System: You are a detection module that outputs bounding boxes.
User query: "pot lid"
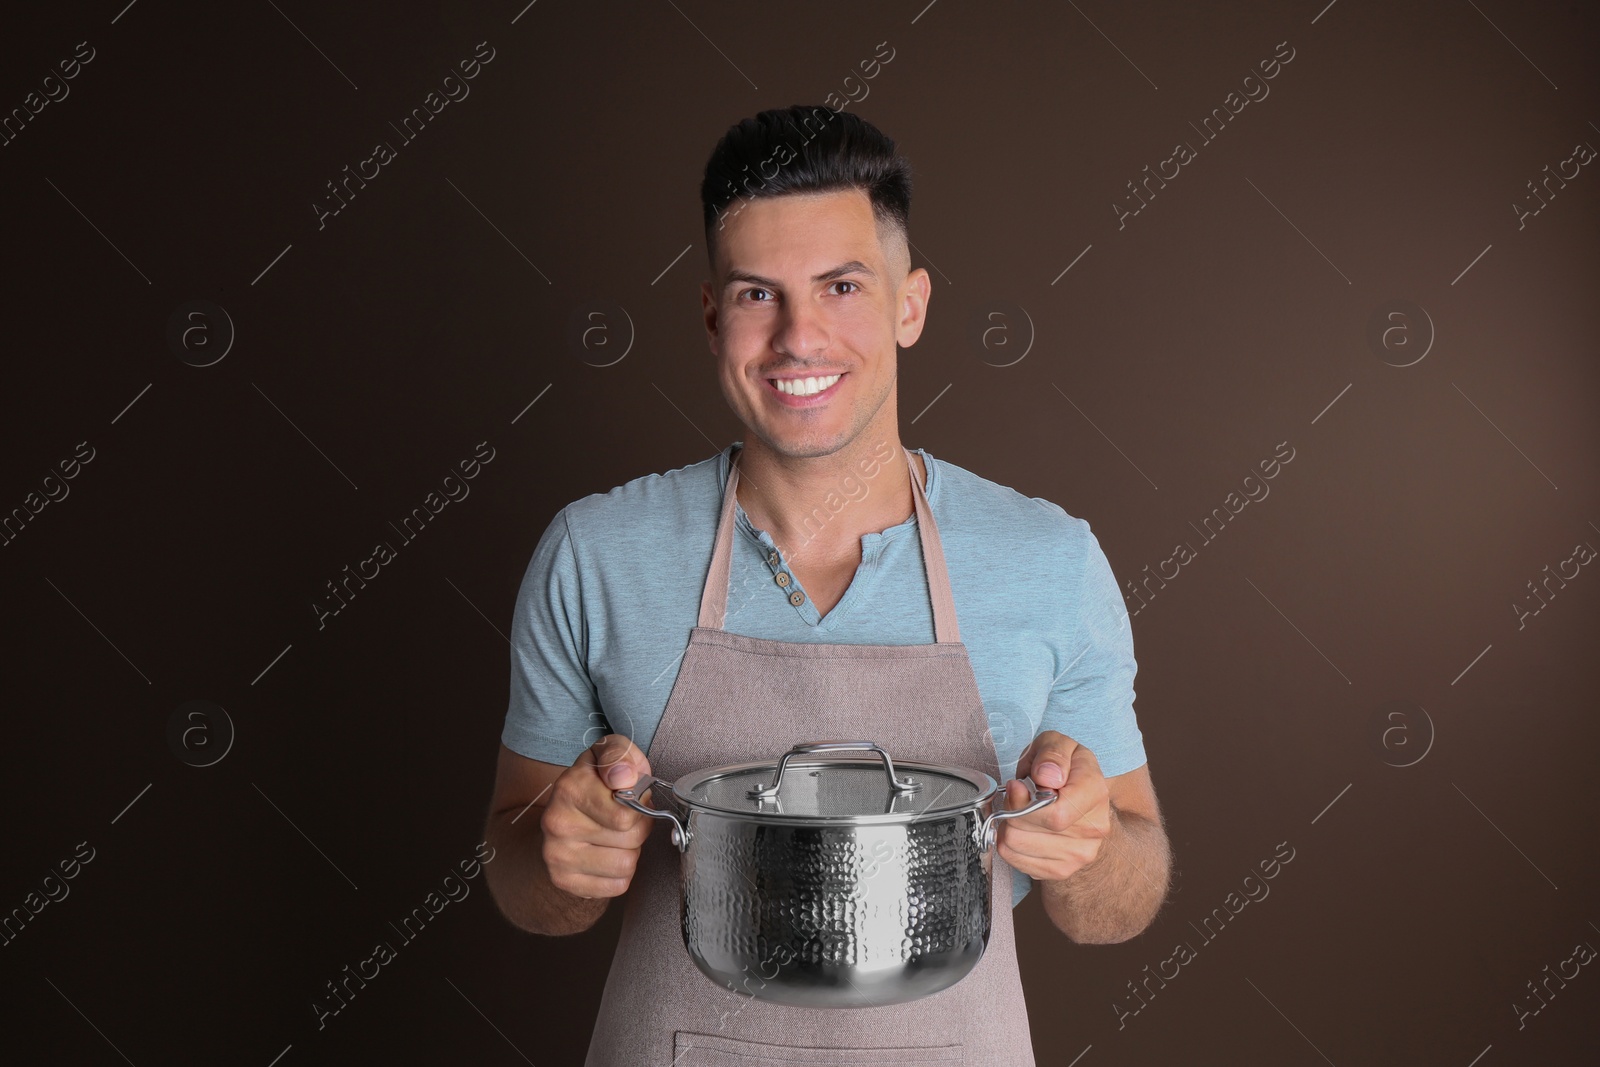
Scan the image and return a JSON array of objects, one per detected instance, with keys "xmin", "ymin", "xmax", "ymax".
[{"xmin": 673, "ymin": 742, "xmax": 994, "ymax": 822}]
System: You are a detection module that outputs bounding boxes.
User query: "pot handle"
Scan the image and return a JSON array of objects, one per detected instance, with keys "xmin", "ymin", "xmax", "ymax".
[
  {"xmin": 613, "ymin": 774, "xmax": 690, "ymax": 852},
  {"xmin": 747, "ymin": 740, "xmax": 922, "ymax": 800},
  {"xmin": 980, "ymin": 776, "xmax": 1059, "ymax": 851}
]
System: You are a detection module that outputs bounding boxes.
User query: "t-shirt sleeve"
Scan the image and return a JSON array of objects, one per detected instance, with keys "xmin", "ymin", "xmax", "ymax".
[
  {"xmin": 1041, "ymin": 520, "xmax": 1147, "ymax": 778},
  {"xmin": 500, "ymin": 507, "xmax": 605, "ymax": 767}
]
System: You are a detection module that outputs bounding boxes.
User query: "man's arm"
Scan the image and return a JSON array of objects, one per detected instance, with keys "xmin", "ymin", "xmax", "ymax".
[
  {"xmin": 996, "ymin": 735, "xmax": 1172, "ymax": 943},
  {"xmin": 1037, "ymin": 765, "xmax": 1171, "ymax": 943},
  {"xmin": 490, "ymin": 500, "xmax": 667, "ymax": 934},
  {"xmin": 483, "ymin": 738, "xmax": 653, "ymax": 937},
  {"xmin": 483, "ymin": 744, "xmax": 604, "ymax": 936},
  {"xmin": 1014, "ymin": 522, "xmax": 1166, "ymax": 939}
]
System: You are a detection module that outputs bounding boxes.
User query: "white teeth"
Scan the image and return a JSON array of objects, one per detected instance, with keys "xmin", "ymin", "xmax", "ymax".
[{"xmin": 774, "ymin": 373, "xmax": 841, "ymax": 396}]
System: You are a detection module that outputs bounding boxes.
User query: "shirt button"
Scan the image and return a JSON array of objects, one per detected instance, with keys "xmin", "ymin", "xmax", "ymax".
[
  {"xmin": 774, "ymin": 572, "xmax": 791, "ymax": 587},
  {"xmin": 767, "ymin": 550, "xmax": 781, "ymax": 565},
  {"xmin": 788, "ymin": 590, "xmax": 806, "ymax": 607}
]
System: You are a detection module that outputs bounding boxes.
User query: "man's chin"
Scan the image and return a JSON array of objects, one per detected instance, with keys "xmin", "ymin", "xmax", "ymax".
[{"xmin": 746, "ymin": 425, "xmax": 853, "ymax": 461}]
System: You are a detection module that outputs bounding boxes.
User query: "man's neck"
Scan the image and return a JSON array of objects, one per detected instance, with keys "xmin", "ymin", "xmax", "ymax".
[{"xmin": 732, "ymin": 435, "xmax": 925, "ymax": 566}]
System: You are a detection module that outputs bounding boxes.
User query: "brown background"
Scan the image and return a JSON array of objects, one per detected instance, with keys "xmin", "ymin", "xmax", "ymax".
[{"xmin": 2, "ymin": 1, "xmax": 1596, "ymax": 1064}]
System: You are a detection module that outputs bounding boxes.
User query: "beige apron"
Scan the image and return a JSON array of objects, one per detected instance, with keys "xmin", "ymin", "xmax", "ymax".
[{"xmin": 583, "ymin": 446, "xmax": 1037, "ymax": 1066}]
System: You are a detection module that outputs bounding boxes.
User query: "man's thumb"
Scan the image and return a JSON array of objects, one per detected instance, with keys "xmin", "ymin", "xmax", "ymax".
[{"xmin": 593, "ymin": 735, "xmax": 646, "ymax": 789}]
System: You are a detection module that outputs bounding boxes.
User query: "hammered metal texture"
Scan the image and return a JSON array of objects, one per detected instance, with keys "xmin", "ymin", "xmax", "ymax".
[{"xmin": 679, "ymin": 810, "xmax": 993, "ymax": 1007}]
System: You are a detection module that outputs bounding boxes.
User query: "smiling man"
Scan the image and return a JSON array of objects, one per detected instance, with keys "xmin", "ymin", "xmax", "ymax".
[{"xmin": 484, "ymin": 104, "xmax": 1172, "ymax": 1066}]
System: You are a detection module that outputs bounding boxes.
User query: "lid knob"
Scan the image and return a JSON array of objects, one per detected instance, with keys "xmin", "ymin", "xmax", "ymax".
[{"xmin": 747, "ymin": 741, "xmax": 923, "ymax": 801}]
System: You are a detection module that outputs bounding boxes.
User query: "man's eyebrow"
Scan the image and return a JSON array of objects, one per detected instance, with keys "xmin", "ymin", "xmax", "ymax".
[{"xmin": 722, "ymin": 260, "xmax": 878, "ymax": 290}]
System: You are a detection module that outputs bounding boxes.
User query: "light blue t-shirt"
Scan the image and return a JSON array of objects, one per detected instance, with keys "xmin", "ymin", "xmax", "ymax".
[{"xmin": 503, "ymin": 443, "xmax": 1146, "ymax": 907}]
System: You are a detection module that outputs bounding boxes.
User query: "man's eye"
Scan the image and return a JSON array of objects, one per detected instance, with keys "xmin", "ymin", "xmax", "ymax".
[
  {"xmin": 741, "ymin": 288, "xmax": 772, "ymax": 302},
  {"xmin": 831, "ymin": 281, "xmax": 859, "ymax": 295}
]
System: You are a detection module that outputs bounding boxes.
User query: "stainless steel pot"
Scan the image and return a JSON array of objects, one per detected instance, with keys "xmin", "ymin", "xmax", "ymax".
[{"xmin": 613, "ymin": 740, "xmax": 1057, "ymax": 1008}]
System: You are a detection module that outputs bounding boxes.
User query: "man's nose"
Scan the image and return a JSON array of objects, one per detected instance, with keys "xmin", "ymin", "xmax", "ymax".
[{"xmin": 772, "ymin": 298, "xmax": 830, "ymax": 356}]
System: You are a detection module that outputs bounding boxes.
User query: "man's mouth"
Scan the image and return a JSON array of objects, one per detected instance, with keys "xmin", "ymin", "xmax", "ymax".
[{"xmin": 767, "ymin": 373, "xmax": 844, "ymax": 398}]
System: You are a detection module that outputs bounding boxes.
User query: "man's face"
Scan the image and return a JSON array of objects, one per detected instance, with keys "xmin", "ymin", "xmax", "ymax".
[{"xmin": 701, "ymin": 188, "xmax": 929, "ymax": 460}]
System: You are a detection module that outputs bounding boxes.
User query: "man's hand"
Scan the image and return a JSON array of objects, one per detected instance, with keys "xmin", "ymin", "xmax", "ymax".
[
  {"xmin": 993, "ymin": 730, "xmax": 1114, "ymax": 884},
  {"xmin": 539, "ymin": 734, "xmax": 655, "ymax": 900}
]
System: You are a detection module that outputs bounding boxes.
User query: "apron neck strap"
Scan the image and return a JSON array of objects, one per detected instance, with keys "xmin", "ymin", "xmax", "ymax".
[{"xmin": 697, "ymin": 446, "xmax": 961, "ymax": 643}]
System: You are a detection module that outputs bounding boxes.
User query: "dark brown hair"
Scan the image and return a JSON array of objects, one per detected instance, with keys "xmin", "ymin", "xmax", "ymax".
[{"xmin": 700, "ymin": 105, "xmax": 913, "ymax": 264}]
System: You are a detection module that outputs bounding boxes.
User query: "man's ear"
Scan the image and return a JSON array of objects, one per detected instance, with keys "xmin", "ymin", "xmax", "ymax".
[
  {"xmin": 701, "ymin": 279, "xmax": 719, "ymax": 355},
  {"xmin": 895, "ymin": 266, "xmax": 931, "ymax": 348}
]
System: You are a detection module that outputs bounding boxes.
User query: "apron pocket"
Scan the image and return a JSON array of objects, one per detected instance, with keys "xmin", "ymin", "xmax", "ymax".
[{"xmin": 672, "ymin": 1030, "xmax": 963, "ymax": 1065}]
